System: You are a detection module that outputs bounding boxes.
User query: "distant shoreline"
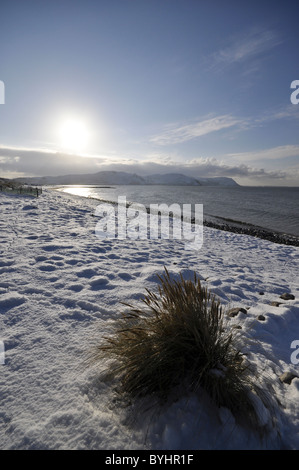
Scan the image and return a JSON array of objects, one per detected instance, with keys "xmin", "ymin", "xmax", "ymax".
[{"xmin": 53, "ymin": 187, "xmax": 299, "ymax": 248}]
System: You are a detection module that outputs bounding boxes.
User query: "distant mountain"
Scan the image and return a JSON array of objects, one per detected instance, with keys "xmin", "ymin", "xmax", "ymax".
[
  {"xmin": 14, "ymin": 171, "xmax": 145, "ymax": 186},
  {"xmin": 14, "ymin": 171, "xmax": 239, "ymax": 187},
  {"xmin": 144, "ymin": 173, "xmax": 239, "ymax": 186},
  {"xmin": 145, "ymin": 173, "xmax": 202, "ymax": 185}
]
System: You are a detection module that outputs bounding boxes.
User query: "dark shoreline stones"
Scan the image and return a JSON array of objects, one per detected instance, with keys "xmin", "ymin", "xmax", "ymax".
[{"xmin": 201, "ymin": 219, "xmax": 299, "ymax": 247}]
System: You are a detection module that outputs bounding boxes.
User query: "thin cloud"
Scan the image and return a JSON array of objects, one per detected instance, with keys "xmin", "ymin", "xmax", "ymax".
[
  {"xmin": 225, "ymin": 145, "xmax": 299, "ymax": 162},
  {"xmin": 256, "ymin": 105, "xmax": 299, "ymax": 123},
  {"xmin": 150, "ymin": 115, "xmax": 241, "ymax": 145},
  {"xmin": 209, "ymin": 28, "xmax": 282, "ymax": 71},
  {"xmin": 150, "ymin": 104, "xmax": 298, "ymax": 148}
]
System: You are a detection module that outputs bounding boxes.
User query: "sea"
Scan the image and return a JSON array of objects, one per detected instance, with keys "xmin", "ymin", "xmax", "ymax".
[{"xmin": 59, "ymin": 185, "xmax": 299, "ymax": 238}]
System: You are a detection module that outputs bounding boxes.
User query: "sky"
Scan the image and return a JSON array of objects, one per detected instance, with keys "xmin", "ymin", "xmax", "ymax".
[{"xmin": 0, "ymin": 0, "xmax": 299, "ymax": 186}]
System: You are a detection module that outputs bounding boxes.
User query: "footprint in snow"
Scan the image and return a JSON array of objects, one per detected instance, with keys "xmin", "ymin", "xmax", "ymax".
[
  {"xmin": 67, "ymin": 284, "xmax": 84, "ymax": 292},
  {"xmin": 89, "ymin": 277, "xmax": 110, "ymax": 289},
  {"xmin": 0, "ymin": 293, "xmax": 26, "ymax": 312},
  {"xmin": 117, "ymin": 272, "xmax": 135, "ymax": 281},
  {"xmin": 41, "ymin": 244, "xmax": 73, "ymax": 252},
  {"xmin": 22, "ymin": 205, "xmax": 38, "ymax": 211},
  {"xmin": 35, "ymin": 255, "xmax": 48, "ymax": 262},
  {"xmin": 76, "ymin": 268, "xmax": 97, "ymax": 278},
  {"xmin": 38, "ymin": 264, "xmax": 57, "ymax": 272}
]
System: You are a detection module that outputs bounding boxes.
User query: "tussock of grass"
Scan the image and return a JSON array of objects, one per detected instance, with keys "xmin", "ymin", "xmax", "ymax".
[{"xmin": 90, "ymin": 267, "xmax": 275, "ymax": 430}]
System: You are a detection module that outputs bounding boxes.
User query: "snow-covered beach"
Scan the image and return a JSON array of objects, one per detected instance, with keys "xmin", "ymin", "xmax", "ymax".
[{"xmin": 0, "ymin": 187, "xmax": 299, "ymax": 451}]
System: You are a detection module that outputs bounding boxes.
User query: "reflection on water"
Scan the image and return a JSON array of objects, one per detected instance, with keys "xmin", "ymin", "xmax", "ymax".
[{"xmin": 61, "ymin": 186, "xmax": 94, "ymax": 198}]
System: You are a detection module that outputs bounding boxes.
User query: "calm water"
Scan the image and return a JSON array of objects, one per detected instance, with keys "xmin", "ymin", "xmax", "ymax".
[{"xmin": 60, "ymin": 185, "xmax": 299, "ymax": 237}]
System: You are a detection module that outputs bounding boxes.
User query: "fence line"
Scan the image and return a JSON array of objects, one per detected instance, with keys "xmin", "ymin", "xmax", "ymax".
[{"xmin": 0, "ymin": 184, "xmax": 42, "ymax": 197}]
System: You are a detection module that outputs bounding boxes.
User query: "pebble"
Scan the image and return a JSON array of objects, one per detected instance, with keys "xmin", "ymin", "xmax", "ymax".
[
  {"xmin": 227, "ymin": 307, "xmax": 247, "ymax": 317},
  {"xmin": 257, "ymin": 315, "xmax": 266, "ymax": 321},
  {"xmin": 280, "ymin": 293, "xmax": 295, "ymax": 300}
]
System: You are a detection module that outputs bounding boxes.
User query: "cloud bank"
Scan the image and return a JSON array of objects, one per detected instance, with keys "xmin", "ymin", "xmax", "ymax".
[{"xmin": 1, "ymin": 144, "xmax": 298, "ymax": 186}]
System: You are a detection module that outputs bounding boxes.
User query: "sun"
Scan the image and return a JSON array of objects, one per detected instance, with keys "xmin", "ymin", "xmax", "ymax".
[{"xmin": 58, "ymin": 117, "xmax": 90, "ymax": 152}]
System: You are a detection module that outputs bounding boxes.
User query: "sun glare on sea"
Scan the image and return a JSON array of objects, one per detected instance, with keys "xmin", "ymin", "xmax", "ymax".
[{"xmin": 57, "ymin": 117, "xmax": 90, "ymax": 152}]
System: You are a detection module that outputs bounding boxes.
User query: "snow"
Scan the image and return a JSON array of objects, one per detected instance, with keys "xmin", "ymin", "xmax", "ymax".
[{"xmin": 0, "ymin": 188, "xmax": 298, "ymax": 450}]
